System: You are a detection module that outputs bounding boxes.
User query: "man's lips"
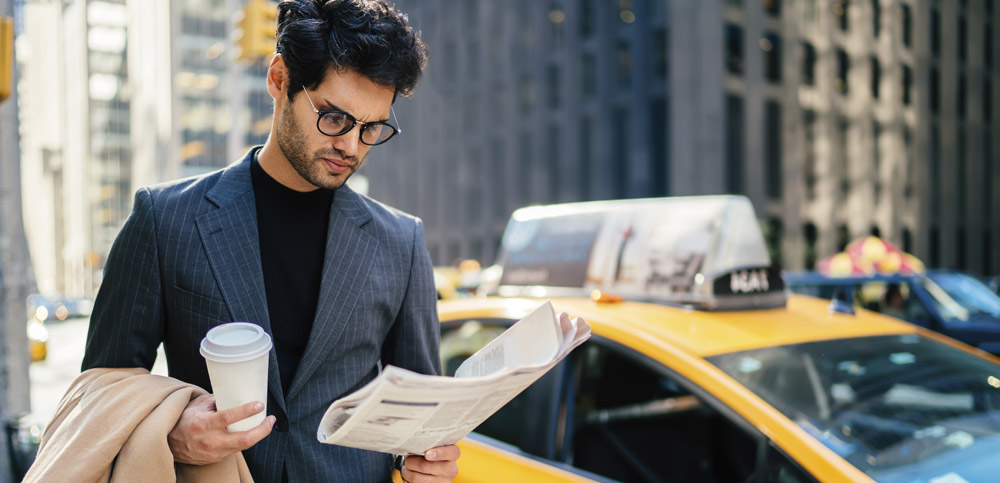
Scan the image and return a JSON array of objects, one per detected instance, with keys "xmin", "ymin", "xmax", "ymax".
[{"xmin": 321, "ymin": 158, "xmax": 352, "ymax": 175}]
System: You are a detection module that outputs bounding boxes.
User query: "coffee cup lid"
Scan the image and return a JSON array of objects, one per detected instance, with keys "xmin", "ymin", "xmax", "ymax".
[{"xmin": 200, "ymin": 322, "xmax": 273, "ymax": 363}]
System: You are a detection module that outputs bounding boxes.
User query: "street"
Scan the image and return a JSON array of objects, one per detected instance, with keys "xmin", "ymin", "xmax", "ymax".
[{"xmin": 27, "ymin": 317, "xmax": 167, "ymax": 427}]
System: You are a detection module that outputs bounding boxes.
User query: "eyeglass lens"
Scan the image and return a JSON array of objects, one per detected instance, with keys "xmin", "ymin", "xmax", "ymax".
[{"xmin": 318, "ymin": 112, "xmax": 393, "ymax": 145}]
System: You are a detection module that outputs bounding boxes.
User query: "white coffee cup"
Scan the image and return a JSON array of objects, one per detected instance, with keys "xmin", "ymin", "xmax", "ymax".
[{"xmin": 200, "ymin": 322, "xmax": 273, "ymax": 433}]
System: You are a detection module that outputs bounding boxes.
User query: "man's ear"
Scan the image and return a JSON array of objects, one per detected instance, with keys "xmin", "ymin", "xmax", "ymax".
[{"xmin": 266, "ymin": 54, "xmax": 288, "ymax": 100}]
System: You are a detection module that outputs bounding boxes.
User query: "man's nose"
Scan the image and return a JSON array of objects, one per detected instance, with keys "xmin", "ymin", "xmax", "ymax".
[{"xmin": 332, "ymin": 126, "xmax": 360, "ymax": 158}]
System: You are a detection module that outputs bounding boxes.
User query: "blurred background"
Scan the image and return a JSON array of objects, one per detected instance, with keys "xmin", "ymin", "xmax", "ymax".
[{"xmin": 0, "ymin": 0, "xmax": 998, "ymax": 479}]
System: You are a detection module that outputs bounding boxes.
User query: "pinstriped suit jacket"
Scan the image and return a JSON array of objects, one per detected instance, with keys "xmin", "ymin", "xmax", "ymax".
[{"xmin": 82, "ymin": 149, "xmax": 441, "ymax": 482}]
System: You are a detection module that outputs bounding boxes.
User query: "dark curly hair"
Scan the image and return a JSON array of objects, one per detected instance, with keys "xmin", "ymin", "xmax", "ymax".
[{"xmin": 275, "ymin": 0, "xmax": 428, "ymax": 101}]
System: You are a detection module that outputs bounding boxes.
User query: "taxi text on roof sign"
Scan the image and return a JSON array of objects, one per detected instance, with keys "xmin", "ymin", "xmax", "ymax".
[{"xmin": 495, "ymin": 196, "xmax": 786, "ymax": 310}]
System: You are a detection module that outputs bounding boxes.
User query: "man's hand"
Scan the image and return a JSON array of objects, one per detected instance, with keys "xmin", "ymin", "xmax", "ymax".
[
  {"xmin": 400, "ymin": 444, "xmax": 460, "ymax": 483},
  {"xmin": 168, "ymin": 394, "xmax": 275, "ymax": 465}
]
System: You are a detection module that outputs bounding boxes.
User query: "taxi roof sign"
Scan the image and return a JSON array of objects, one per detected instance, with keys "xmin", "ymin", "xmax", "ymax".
[{"xmin": 495, "ymin": 196, "xmax": 786, "ymax": 310}]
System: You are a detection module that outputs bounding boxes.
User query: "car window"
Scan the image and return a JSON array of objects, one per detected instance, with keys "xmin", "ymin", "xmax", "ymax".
[
  {"xmin": 567, "ymin": 340, "xmax": 760, "ymax": 483},
  {"xmin": 439, "ymin": 318, "xmax": 560, "ymax": 456},
  {"xmin": 764, "ymin": 443, "xmax": 817, "ymax": 483},
  {"xmin": 709, "ymin": 334, "xmax": 1000, "ymax": 481},
  {"xmin": 928, "ymin": 273, "xmax": 1000, "ymax": 318},
  {"xmin": 857, "ymin": 282, "xmax": 934, "ymax": 325}
]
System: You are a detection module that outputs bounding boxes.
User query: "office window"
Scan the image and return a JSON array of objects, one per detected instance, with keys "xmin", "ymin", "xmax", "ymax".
[
  {"xmin": 580, "ymin": 0, "xmax": 594, "ymax": 37},
  {"xmin": 837, "ymin": 224, "xmax": 850, "ymax": 251},
  {"xmin": 986, "ymin": 25, "xmax": 994, "ymax": 68},
  {"xmin": 872, "ymin": 122, "xmax": 882, "ymax": 202},
  {"xmin": 801, "ymin": 42, "xmax": 817, "ymax": 86},
  {"xmin": 762, "ymin": 218, "xmax": 783, "ymax": 268},
  {"xmin": 547, "ymin": 64, "xmax": 561, "ymax": 109},
  {"xmin": 726, "ymin": 24, "xmax": 745, "ymax": 75},
  {"xmin": 549, "ymin": 3, "xmax": 565, "ymax": 49},
  {"xmin": 582, "ymin": 53, "xmax": 596, "ymax": 98},
  {"xmin": 836, "ymin": 49, "xmax": 849, "ymax": 94},
  {"xmin": 957, "ymin": 73, "xmax": 967, "ymax": 119},
  {"xmin": 492, "ymin": 140, "xmax": 506, "ymax": 217},
  {"xmin": 869, "ymin": 56, "xmax": 880, "ymax": 99},
  {"xmin": 986, "ymin": 129, "xmax": 993, "ymax": 221},
  {"xmin": 612, "ymin": 108, "xmax": 630, "ymax": 198},
  {"xmin": 765, "ymin": 101, "xmax": 783, "ymax": 200},
  {"xmin": 651, "ymin": 28, "xmax": 668, "ymax": 80},
  {"xmin": 803, "ymin": 110, "xmax": 818, "ymax": 200},
  {"xmin": 520, "ymin": 132, "xmax": 533, "ymax": 201},
  {"xmin": 985, "ymin": 78, "xmax": 993, "ymax": 122},
  {"xmin": 466, "ymin": 40, "xmax": 479, "ymax": 80},
  {"xmin": 762, "ymin": 32, "xmax": 782, "ymax": 83},
  {"xmin": 929, "ymin": 67, "xmax": 940, "ymax": 114},
  {"xmin": 958, "ymin": 126, "xmax": 967, "ymax": 216},
  {"xmin": 958, "ymin": 16, "xmax": 967, "ymax": 62},
  {"xmin": 985, "ymin": 231, "xmax": 993, "ymax": 275},
  {"xmin": 726, "ymin": 95, "xmax": 745, "ymax": 195},
  {"xmin": 764, "ymin": 0, "xmax": 780, "ymax": 16},
  {"xmin": 837, "ymin": 118, "xmax": 850, "ymax": 197},
  {"xmin": 930, "ymin": 125, "xmax": 941, "ymax": 216},
  {"xmin": 650, "ymin": 98, "xmax": 669, "ymax": 196},
  {"xmin": 804, "ymin": 223, "xmax": 819, "ymax": 270},
  {"xmin": 871, "ymin": 0, "xmax": 880, "ymax": 37},
  {"xmin": 580, "ymin": 117, "xmax": 592, "ymax": 200},
  {"xmin": 957, "ymin": 229, "xmax": 967, "ymax": 271},
  {"xmin": 929, "ymin": 226, "xmax": 940, "ymax": 268},
  {"xmin": 901, "ymin": 4, "xmax": 912, "ymax": 47},
  {"xmin": 903, "ymin": 126, "xmax": 914, "ymax": 199},
  {"xmin": 548, "ymin": 126, "xmax": 560, "ymax": 202},
  {"xmin": 617, "ymin": 41, "xmax": 632, "ymax": 88},
  {"xmin": 930, "ymin": 9, "xmax": 940, "ymax": 56},
  {"xmin": 902, "ymin": 64, "xmax": 912, "ymax": 105},
  {"xmin": 835, "ymin": 1, "xmax": 849, "ymax": 31}
]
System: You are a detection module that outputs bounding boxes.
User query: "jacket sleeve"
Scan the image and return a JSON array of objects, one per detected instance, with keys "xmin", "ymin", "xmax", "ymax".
[
  {"xmin": 381, "ymin": 217, "xmax": 442, "ymax": 376},
  {"xmin": 82, "ymin": 188, "xmax": 166, "ymax": 371}
]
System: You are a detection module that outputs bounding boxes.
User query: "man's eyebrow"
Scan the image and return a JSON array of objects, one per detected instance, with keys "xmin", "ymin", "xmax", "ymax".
[{"xmin": 318, "ymin": 96, "xmax": 389, "ymax": 123}]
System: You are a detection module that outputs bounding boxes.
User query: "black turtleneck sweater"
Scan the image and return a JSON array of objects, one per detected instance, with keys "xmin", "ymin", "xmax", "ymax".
[{"xmin": 250, "ymin": 153, "xmax": 335, "ymax": 394}]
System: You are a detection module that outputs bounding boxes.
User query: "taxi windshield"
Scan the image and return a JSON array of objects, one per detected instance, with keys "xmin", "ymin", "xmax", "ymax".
[
  {"xmin": 926, "ymin": 273, "xmax": 1000, "ymax": 320},
  {"xmin": 708, "ymin": 335, "xmax": 1000, "ymax": 481}
]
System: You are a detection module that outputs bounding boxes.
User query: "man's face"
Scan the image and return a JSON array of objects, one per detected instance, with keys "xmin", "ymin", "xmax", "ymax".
[{"xmin": 275, "ymin": 68, "xmax": 395, "ymax": 190}]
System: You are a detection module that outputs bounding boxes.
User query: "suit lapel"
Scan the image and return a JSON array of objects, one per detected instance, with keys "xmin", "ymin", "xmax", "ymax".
[
  {"xmin": 286, "ymin": 185, "xmax": 377, "ymax": 402},
  {"xmin": 195, "ymin": 151, "xmax": 287, "ymax": 412}
]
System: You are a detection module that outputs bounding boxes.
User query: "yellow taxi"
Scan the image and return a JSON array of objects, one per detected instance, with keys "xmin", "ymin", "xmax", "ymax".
[{"xmin": 437, "ymin": 196, "xmax": 1000, "ymax": 483}]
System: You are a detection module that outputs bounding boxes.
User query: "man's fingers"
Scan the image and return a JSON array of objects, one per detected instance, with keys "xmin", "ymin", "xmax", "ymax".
[
  {"xmin": 403, "ymin": 457, "xmax": 458, "ymax": 479},
  {"xmin": 211, "ymin": 400, "xmax": 266, "ymax": 429},
  {"xmin": 423, "ymin": 444, "xmax": 460, "ymax": 462},
  {"xmin": 227, "ymin": 415, "xmax": 276, "ymax": 450}
]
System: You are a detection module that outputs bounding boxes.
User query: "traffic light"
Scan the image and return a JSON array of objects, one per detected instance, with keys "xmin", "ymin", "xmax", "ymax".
[
  {"xmin": 1, "ymin": 16, "xmax": 13, "ymax": 103},
  {"xmin": 235, "ymin": 0, "xmax": 278, "ymax": 62}
]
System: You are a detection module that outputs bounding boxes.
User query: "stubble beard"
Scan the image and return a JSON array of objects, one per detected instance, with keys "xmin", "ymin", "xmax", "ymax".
[{"xmin": 276, "ymin": 101, "xmax": 361, "ymax": 190}]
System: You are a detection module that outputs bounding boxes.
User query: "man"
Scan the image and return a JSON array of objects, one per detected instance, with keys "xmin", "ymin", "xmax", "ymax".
[{"xmin": 82, "ymin": 1, "xmax": 459, "ymax": 481}]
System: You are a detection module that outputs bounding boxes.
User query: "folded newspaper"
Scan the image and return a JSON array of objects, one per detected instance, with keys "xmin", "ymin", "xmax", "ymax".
[{"xmin": 316, "ymin": 301, "xmax": 591, "ymax": 455}]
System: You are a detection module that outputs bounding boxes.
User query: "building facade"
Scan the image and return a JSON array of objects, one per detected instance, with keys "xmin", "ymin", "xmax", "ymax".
[
  {"xmin": 19, "ymin": 0, "xmax": 131, "ymax": 297},
  {"xmin": 369, "ymin": 0, "xmax": 998, "ymax": 274},
  {"xmin": 20, "ymin": 0, "xmax": 272, "ymax": 297}
]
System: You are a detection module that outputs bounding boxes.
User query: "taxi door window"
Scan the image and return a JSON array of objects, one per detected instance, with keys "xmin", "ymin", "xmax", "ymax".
[
  {"xmin": 566, "ymin": 341, "xmax": 759, "ymax": 483},
  {"xmin": 764, "ymin": 443, "xmax": 817, "ymax": 483},
  {"xmin": 439, "ymin": 318, "xmax": 560, "ymax": 457}
]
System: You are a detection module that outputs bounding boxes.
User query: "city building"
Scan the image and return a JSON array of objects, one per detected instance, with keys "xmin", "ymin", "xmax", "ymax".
[
  {"xmin": 370, "ymin": 0, "xmax": 998, "ymax": 274},
  {"xmin": 128, "ymin": 0, "xmax": 271, "ymax": 188},
  {"xmin": 19, "ymin": 0, "xmax": 131, "ymax": 297},
  {"xmin": 20, "ymin": 0, "xmax": 271, "ymax": 297}
]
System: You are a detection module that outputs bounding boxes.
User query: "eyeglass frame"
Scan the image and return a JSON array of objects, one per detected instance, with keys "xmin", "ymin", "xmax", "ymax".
[{"xmin": 299, "ymin": 86, "xmax": 402, "ymax": 146}]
